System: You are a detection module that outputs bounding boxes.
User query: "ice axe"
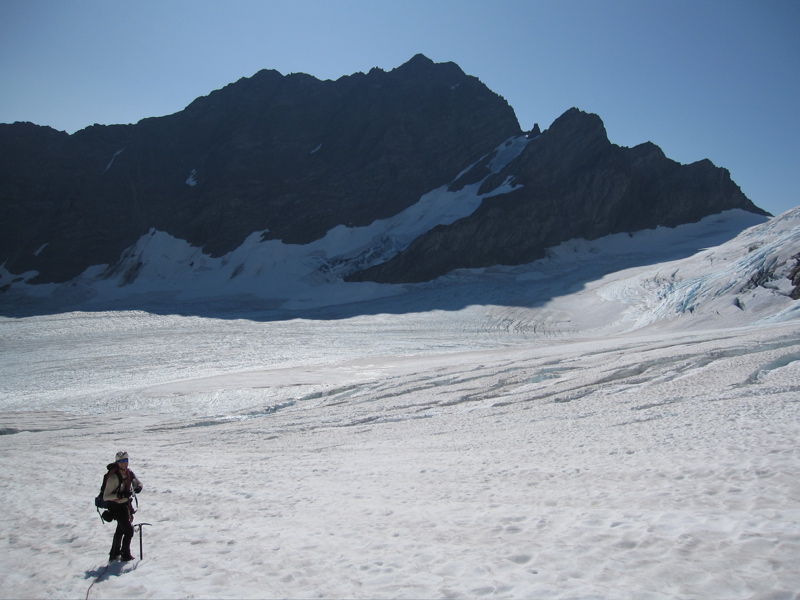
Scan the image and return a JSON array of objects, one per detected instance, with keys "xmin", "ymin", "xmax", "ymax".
[{"xmin": 134, "ymin": 523, "xmax": 152, "ymax": 559}]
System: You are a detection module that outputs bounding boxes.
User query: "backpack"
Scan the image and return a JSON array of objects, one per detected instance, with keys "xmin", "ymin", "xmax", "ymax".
[{"xmin": 94, "ymin": 463, "xmax": 137, "ymax": 522}]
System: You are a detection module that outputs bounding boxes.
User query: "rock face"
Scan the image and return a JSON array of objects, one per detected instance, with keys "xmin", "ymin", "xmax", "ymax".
[
  {"xmin": 347, "ymin": 108, "xmax": 769, "ymax": 283},
  {"xmin": 0, "ymin": 54, "xmax": 520, "ymax": 283},
  {"xmin": 0, "ymin": 56, "xmax": 768, "ymax": 288},
  {"xmin": 790, "ymin": 254, "xmax": 800, "ymax": 300}
]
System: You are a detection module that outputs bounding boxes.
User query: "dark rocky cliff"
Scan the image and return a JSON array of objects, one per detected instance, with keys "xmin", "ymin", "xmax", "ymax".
[
  {"xmin": 347, "ymin": 108, "xmax": 768, "ymax": 283},
  {"xmin": 1, "ymin": 56, "xmax": 767, "ymax": 288},
  {"xmin": 0, "ymin": 55, "xmax": 520, "ymax": 283}
]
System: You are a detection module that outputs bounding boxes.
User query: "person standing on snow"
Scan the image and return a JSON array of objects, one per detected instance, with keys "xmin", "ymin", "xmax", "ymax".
[{"xmin": 103, "ymin": 451, "xmax": 143, "ymax": 562}]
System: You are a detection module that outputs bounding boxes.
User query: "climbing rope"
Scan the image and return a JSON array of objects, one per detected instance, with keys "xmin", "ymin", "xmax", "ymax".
[
  {"xmin": 86, "ymin": 523, "xmax": 152, "ymax": 599},
  {"xmin": 85, "ymin": 563, "xmax": 112, "ymax": 600}
]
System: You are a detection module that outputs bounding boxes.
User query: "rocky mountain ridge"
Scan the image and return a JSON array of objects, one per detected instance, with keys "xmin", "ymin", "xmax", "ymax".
[
  {"xmin": 350, "ymin": 108, "xmax": 764, "ymax": 283},
  {"xmin": 0, "ymin": 54, "xmax": 768, "ymax": 292}
]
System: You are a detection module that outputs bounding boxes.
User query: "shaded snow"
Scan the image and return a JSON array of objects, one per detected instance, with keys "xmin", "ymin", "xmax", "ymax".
[
  {"xmin": 103, "ymin": 149, "xmax": 125, "ymax": 173},
  {"xmin": 1, "ymin": 134, "xmax": 534, "ymax": 312}
]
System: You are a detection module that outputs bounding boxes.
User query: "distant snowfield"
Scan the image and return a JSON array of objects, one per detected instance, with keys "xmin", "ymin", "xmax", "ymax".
[{"xmin": 1, "ymin": 207, "xmax": 799, "ymax": 599}]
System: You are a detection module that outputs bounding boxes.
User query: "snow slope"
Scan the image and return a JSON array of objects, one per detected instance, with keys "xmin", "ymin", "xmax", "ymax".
[
  {"xmin": 0, "ymin": 207, "xmax": 799, "ymax": 599},
  {"xmin": 0, "ymin": 135, "xmax": 533, "ymax": 313}
]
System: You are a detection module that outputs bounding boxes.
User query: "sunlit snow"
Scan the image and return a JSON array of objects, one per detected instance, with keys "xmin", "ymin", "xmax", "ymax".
[{"xmin": 1, "ymin": 146, "xmax": 799, "ymax": 597}]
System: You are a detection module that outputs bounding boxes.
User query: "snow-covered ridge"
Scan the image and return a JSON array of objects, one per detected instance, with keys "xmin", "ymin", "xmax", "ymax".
[
  {"xmin": 1, "ymin": 127, "xmax": 797, "ymax": 333},
  {"xmin": 1, "ymin": 135, "xmax": 532, "ymax": 309}
]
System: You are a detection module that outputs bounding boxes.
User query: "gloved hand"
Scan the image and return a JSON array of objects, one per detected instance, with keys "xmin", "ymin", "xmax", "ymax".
[
  {"xmin": 133, "ymin": 485, "xmax": 142, "ymax": 494},
  {"xmin": 120, "ymin": 489, "xmax": 132, "ymax": 499}
]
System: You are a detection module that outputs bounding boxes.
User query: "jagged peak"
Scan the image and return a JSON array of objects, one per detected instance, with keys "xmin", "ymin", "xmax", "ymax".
[
  {"xmin": 531, "ymin": 108, "xmax": 610, "ymax": 160},
  {"xmin": 400, "ymin": 53, "xmax": 435, "ymax": 69},
  {"xmin": 391, "ymin": 54, "xmax": 466, "ymax": 81},
  {"xmin": 548, "ymin": 108, "xmax": 607, "ymax": 137}
]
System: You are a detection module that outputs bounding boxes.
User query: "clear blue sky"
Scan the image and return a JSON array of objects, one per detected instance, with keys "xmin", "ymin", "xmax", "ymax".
[{"xmin": 1, "ymin": 0, "xmax": 798, "ymax": 216}]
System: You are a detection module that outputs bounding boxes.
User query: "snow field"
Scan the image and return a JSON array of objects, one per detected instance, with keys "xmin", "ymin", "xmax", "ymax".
[
  {"xmin": 1, "ymin": 312, "xmax": 799, "ymax": 599},
  {"xmin": 1, "ymin": 206, "xmax": 798, "ymax": 598}
]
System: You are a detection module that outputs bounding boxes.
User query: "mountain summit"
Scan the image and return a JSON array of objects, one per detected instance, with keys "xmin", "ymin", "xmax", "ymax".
[{"xmin": 0, "ymin": 55, "xmax": 768, "ymax": 302}]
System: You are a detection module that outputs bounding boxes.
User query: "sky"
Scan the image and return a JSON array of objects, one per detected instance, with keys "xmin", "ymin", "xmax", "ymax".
[{"xmin": 1, "ymin": 0, "xmax": 798, "ymax": 217}]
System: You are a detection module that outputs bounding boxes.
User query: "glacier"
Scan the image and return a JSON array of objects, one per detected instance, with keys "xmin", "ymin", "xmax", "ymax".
[{"xmin": 1, "ymin": 193, "xmax": 799, "ymax": 598}]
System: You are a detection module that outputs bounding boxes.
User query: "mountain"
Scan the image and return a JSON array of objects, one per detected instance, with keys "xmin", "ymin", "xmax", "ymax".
[
  {"xmin": 0, "ymin": 55, "xmax": 519, "ymax": 285},
  {"xmin": 0, "ymin": 55, "xmax": 771, "ymax": 309},
  {"xmin": 348, "ymin": 108, "xmax": 767, "ymax": 283}
]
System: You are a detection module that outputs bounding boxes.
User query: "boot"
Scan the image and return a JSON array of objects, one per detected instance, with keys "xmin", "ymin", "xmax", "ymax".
[
  {"xmin": 120, "ymin": 533, "xmax": 134, "ymax": 562},
  {"xmin": 109, "ymin": 530, "xmax": 123, "ymax": 561}
]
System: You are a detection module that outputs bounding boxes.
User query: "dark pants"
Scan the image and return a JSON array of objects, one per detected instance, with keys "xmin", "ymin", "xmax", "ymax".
[{"xmin": 108, "ymin": 502, "xmax": 134, "ymax": 558}]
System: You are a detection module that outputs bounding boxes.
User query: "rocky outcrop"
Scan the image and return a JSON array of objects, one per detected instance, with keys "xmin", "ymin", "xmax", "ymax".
[
  {"xmin": 0, "ymin": 54, "xmax": 520, "ymax": 283},
  {"xmin": 790, "ymin": 254, "xmax": 800, "ymax": 300},
  {"xmin": 347, "ymin": 108, "xmax": 769, "ymax": 283}
]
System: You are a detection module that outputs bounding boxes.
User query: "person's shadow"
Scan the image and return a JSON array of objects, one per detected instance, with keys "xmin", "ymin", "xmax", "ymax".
[{"xmin": 85, "ymin": 559, "xmax": 139, "ymax": 582}]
